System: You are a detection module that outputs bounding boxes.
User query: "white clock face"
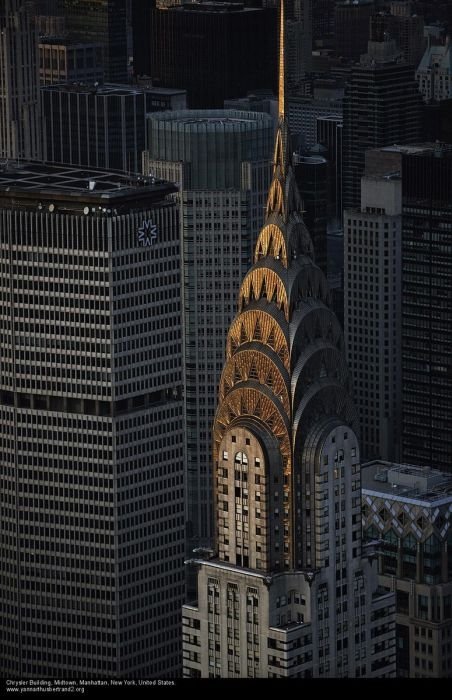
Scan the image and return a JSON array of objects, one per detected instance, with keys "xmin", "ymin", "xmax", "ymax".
[{"xmin": 138, "ymin": 219, "xmax": 158, "ymax": 247}]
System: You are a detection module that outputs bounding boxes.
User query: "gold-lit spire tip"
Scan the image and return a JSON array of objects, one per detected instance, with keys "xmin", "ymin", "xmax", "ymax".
[{"xmin": 278, "ymin": 0, "xmax": 285, "ymax": 120}]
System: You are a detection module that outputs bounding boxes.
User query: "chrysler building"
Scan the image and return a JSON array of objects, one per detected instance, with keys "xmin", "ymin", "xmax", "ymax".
[{"xmin": 182, "ymin": 0, "xmax": 396, "ymax": 679}]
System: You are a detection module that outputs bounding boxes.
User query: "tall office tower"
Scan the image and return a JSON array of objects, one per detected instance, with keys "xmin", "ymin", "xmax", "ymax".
[
  {"xmin": 55, "ymin": 0, "xmax": 128, "ymax": 82},
  {"xmin": 0, "ymin": 0, "xmax": 41, "ymax": 161},
  {"xmin": 38, "ymin": 41, "xmax": 104, "ymax": 86},
  {"xmin": 316, "ymin": 116, "xmax": 344, "ymax": 331},
  {"xmin": 144, "ymin": 110, "xmax": 274, "ymax": 551},
  {"xmin": 344, "ymin": 173, "xmax": 402, "ymax": 462},
  {"xmin": 131, "ymin": 0, "xmax": 155, "ymax": 78},
  {"xmin": 148, "ymin": 3, "xmax": 277, "ymax": 108},
  {"xmin": 312, "ymin": 0, "xmax": 335, "ymax": 41},
  {"xmin": 416, "ymin": 38, "xmax": 452, "ymax": 102},
  {"xmin": 342, "ymin": 38, "xmax": 422, "ymax": 210},
  {"xmin": 35, "ymin": 14, "xmax": 105, "ymax": 86},
  {"xmin": 360, "ymin": 143, "xmax": 452, "ymax": 473},
  {"xmin": 182, "ymin": 2, "xmax": 396, "ymax": 679},
  {"xmin": 400, "ymin": 145, "xmax": 452, "ymax": 473},
  {"xmin": 0, "ymin": 163, "xmax": 185, "ymax": 677},
  {"xmin": 334, "ymin": 0, "xmax": 375, "ymax": 62},
  {"xmin": 42, "ymin": 83, "xmax": 186, "ymax": 174},
  {"xmin": 317, "ymin": 114, "xmax": 343, "ymax": 228},
  {"xmin": 293, "ymin": 147, "xmax": 328, "ymax": 275},
  {"xmin": 285, "ymin": 0, "xmax": 312, "ymax": 87},
  {"xmin": 362, "ymin": 461, "xmax": 452, "ymax": 678},
  {"xmin": 389, "ymin": 1, "xmax": 425, "ymax": 67},
  {"xmin": 289, "ymin": 80, "xmax": 343, "ymax": 149}
]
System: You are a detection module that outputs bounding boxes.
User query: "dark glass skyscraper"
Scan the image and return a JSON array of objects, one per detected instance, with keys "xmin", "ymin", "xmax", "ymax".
[
  {"xmin": 294, "ymin": 149, "xmax": 328, "ymax": 276},
  {"xmin": 343, "ymin": 38, "xmax": 422, "ymax": 210},
  {"xmin": 42, "ymin": 82, "xmax": 185, "ymax": 173},
  {"xmin": 148, "ymin": 3, "xmax": 277, "ymax": 109},
  {"xmin": 58, "ymin": 0, "xmax": 128, "ymax": 82},
  {"xmin": 0, "ymin": 0, "xmax": 41, "ymax": 161},
  {"xmin": 401, "ymin": 145, "xmax": 452, "ymax": 473},
  {"xmin": 334, "ymin": 0, "xmax": 375, "ymax": 62}
]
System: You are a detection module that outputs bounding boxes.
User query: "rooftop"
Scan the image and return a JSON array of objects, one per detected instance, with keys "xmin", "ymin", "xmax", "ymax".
[
  {"xmin": 41, "ymin": 82, "xmax": 180, "ymax": 97},
  {"xmin": 173, "ymin": 1, "xmax": 260, "ymax": 13},
  {"xmin": 148, "ymin": 108, "xmax": 273, "ymax": 128},
  {"xmin": 0, "ymin": 162, "xmax": 175, "ymax": 213},
  {"xmin": 379, "ymin": 142, "xmax": 451, "ymax": 155},
  {"xmin": 38, "ymin": 38, "xmax": 101, "ymax": 49},
  {"xmin": 362, "ymin": 460, "xmax": 452, "ymax": 507}
]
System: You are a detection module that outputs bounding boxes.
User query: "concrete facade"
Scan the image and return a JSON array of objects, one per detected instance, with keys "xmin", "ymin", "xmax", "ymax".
[
  {"xmin": 144, "ymin": 110, "xmax": 274, "ymax": 551},
  {"xmin": 344, "ymin": 174, "xmax": 402, "ymax": 461},
  {"xmin": 362, "ymin": 461, "xmax": 452, "ymax": 677}
]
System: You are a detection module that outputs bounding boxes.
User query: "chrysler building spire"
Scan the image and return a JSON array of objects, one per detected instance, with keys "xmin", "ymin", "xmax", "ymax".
[
  {"xmin": 278, "ymin": 0, "xmax": 285, "ymax": 119},
  {"xmin": 182, "ymin": 0, "xmax": 396, "ymax": 679}
]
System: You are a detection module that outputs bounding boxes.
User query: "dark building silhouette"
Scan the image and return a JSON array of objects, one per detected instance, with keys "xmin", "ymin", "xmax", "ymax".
[
  {"xmin": 42, "ymin": 82, "xmax": 186, "ymax": 173},
  {"xmin": 423, "ymin": 99, "xmax": 452, "ymax": 144},
  {"xmin": 131, "ymin": 0, "xmax": 155, "ymax": 78},
  {"xmin": 0, "ymin": 0, "xmax": 42, "ymax": 161},
  {"xmin": 317, "ymin": 114, "xmax": 343, "ymax": 226},
  {"xmin": 400, "ymin": 145, "xmax": 452, "ymax": 472},
  {"xmin": 54, "ymin": 0, "xmax": 128, "ymax": 82},
  {"xmin": 312, "ymin": 0, "xmax": 335, "ymax": 40},
  {"xmin": 149, "ymin": 3, "xmax": 277, "ymax": 108},
  {"xmin": 334, "ymin": 0, "xmax": 375, "ymax": 62},
  {"xmin": 342, "ymin": 38, "xmax": 422, "ymax": 210},
  {"xmin": 294, "ymin": 148, "xmax": 328, "ymax": 275}
]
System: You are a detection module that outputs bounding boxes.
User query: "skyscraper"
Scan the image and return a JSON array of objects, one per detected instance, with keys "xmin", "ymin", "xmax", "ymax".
[
  {"xmin": 400, "ymin": 145, "xmax": 452, "ymax": 473},
  {"xmin": 288, "ymin": 81, "xmax": 343, "ymax": 150},
  {"xmin": 38, "ymin": 40, "xmax": 104, "ymax": 86},
  {"xmin": 42, "ymin": 83, "xmax": 186, "ymax": 174},
  {"xmin": 182, "ymin": 2, "xmax": 396, "ymax": 679},
  {"xmin": 312, "ymin": 0, "xmax": 334, "ymax": 41},
  {"xmin": 285, "ymin": 0, "xmax": 312, "ymax": 87},
  {"xmin": 342, "ymin": 37, "xmax": 422, "ymax": 210},
  {"xmin": 0, "ymin": 0, "xmax": 41, "ymax": 161},
  {"xmin": 293, "ymin": 148, "xmax": 328, "ymax": 275},
  {"xmin": 0, "ymin": 163, "xmax": 185, "ymax": 677},
  {"xmin": 344, "ymin": 142, "xmax": 452, "ymax": 474},
  {"xmin": 334, "ymin": 0, "xmax": 375, "ymax": 62},
  {"xmin": 55, "ymin": 0, "xmax": 128, "ymax": 83},
  {"xmin": 144, "ymin": 109, "xmax": 274, "ymax": 552},
  {"xmin": 344, "ymin": 171, "xmax": 402, "ymax": 461},
  {"xmin": 131, "ymin": 0, "xmax": 156, "ymax": 78},
  {"xmin": 148, "ymin": 3, "xmax": 277, "ymax": 109},
  {"xmin": 317, "ymin": 114, "xmax": 343, "ymax": 229}
]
